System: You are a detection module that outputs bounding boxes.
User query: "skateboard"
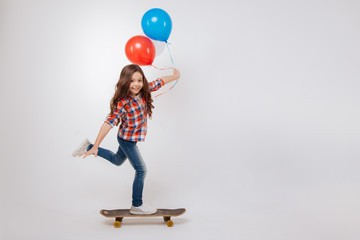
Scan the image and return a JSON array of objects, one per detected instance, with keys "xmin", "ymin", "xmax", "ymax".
[{"xmin": 100, "ymin": 208, "xmax": 186, "ymax": 228}]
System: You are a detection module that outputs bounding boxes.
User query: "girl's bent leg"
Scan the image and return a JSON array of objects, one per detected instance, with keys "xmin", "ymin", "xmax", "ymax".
[{"xmin": 87, "ymin": 144, "xmax": 127, "ymax": 166}]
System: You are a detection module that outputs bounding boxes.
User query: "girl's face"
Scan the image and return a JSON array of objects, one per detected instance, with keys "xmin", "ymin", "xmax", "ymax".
[{"xmin": 129, "ymin": 71, "xmax": 144, "ymax": 96}]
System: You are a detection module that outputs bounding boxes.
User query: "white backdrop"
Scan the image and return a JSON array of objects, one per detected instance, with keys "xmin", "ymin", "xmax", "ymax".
[{"xmin": 1, "ymin": 0, "xmax": 360, "ymax": 239}]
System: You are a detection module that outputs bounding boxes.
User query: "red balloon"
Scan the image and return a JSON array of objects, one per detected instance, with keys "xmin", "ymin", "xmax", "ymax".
[{"xmin": 125, "ymin": 35, "xmax": 155, "ymax": 66}]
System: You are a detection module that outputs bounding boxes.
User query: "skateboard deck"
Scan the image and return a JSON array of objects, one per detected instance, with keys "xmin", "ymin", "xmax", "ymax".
[{"xmin": 100, "ymin": 208, "xmax": 186, "ymax": 228}]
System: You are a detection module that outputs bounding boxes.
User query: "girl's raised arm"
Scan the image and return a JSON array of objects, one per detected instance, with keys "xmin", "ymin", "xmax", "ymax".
[{"xmin": 161, "ymin": 68, "xmax": 180, "ymax": 84}]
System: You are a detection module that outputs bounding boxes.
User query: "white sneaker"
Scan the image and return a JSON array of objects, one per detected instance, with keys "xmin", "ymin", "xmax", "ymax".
[
  {"xmin": 72, "ymin": 139, "xmax": 91, "ymax": 157},
  {"xmin": 130, "ymin": 204, "xmax": 157, "ymax": 215}
]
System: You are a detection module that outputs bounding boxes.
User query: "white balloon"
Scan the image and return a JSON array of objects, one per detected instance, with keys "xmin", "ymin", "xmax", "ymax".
[{"xmin": 151, "ymin": 39, "xmax": 166, "ymax": 57}]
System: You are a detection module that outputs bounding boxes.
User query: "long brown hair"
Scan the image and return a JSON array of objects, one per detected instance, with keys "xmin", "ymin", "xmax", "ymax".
[{"xmin": 109, "ymin": 64, "xmax": 154, "ymax": 126}]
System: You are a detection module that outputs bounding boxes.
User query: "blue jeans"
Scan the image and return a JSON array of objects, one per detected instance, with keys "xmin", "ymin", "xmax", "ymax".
[{"xmin": 87, "ymin": 136, "xmax": 147, "ymax": 207}]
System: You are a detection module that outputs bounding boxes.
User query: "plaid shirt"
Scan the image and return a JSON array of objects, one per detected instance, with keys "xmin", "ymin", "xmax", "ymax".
[{"xmin": 105, "ymin": 78, "xmax": 165, "ymax": 142}]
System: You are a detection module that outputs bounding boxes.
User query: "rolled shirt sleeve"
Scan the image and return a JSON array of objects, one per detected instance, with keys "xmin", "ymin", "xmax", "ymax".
[
  {"xmin": 149, "ymin": 78, "xmax": 165, "ymax": 92},
  {"xmin": 104, "ymin": 100, "xmax": 127, "ymax": 127}
]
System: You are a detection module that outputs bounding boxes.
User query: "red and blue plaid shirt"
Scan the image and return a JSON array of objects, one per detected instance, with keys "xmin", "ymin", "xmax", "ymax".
[{"xmin": 105, "ymin": 78, "xmax": 165, "ymax": 142}]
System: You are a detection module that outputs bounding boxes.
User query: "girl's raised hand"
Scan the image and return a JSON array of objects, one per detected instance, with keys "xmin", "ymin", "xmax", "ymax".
[
  {"xmin": 79, "ymin": 147, "xmax": 98, "ymax": 158},
  {"xmin": 173, "ymin": 68, "xmax": 180, "ymax": 79}
]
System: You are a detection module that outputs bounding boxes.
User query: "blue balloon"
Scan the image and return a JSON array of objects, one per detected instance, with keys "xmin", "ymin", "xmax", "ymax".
[{"xmin": 141, "ymin": 8, "xmax": 172, "ymax": 42}]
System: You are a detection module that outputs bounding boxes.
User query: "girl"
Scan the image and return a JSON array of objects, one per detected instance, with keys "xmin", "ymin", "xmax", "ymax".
[{"xmin": 72, "ymin": 64, "xmax": 180, "ymax": 215}]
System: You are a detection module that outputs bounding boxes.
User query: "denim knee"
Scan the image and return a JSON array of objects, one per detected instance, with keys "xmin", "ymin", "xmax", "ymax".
[
  {"xmin": 112, "ymin": 158, "xmax": 125, "ymax": 166},
  {"xmin": 112, "ymin": 160, "xmax": 122, "ymax": 166},
  {"xmin": 135, "ymin": 168, "xmax": 147, "ymax": 177}
]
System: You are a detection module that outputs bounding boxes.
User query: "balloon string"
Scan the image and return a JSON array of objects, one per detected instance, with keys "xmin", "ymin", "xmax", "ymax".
[
  {"xmin": 154, "ymin": 79, "xmax": 178, "ymax": 98},
  {"xmin": 150, "ymin": 65, "xmax": 173, "ymax": 71},
  {"xmin": 152, "ymin": 41, "xmax": 178, "ymax": 98},
  {"xmin": 165, "ymin": 41, "xmax": 175, "ymax": 67}
]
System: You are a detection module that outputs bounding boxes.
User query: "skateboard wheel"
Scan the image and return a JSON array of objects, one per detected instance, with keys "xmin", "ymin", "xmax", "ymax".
[
  {"xmin": 166, "ymin": 220, "xmax": 173, "ymax": 227},
  {"xmin": 114, "ymin": 221, "xmax": 121, "ymax": 228}
]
